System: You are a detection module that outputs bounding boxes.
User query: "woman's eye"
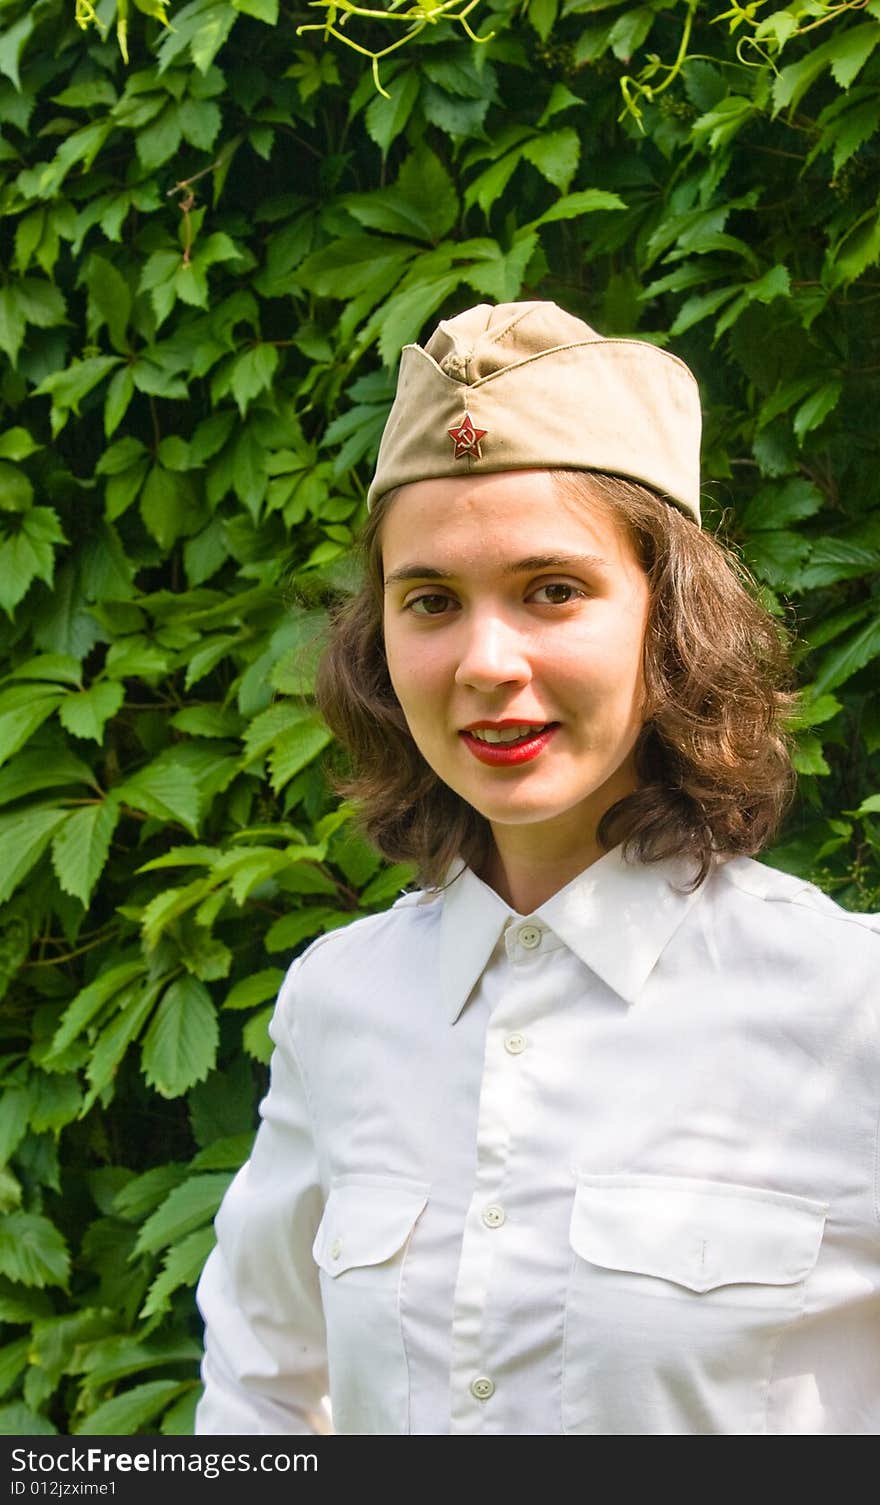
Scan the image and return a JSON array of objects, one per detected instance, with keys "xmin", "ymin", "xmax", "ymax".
[
  {"xmin": 531, "ymin": 582, "xmax": 583, "ymax": 606},
  {"xmin": 407, "ymin": 593, "xmax": 455, "ymax": 616}
]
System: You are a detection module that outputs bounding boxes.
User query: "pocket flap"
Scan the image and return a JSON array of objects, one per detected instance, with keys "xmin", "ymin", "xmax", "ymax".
[
  {"xmin": 312, "ymin": 1176, "xmax": 429, "ymax": 1277},
  {"xmin": 569, "ymin": 1173, "xmax": 826, "ymax": 1293}
]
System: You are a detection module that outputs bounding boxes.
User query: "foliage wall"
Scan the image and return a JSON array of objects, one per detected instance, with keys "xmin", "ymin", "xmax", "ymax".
[{"xmin": 0, "ymin": 0, "xmax": 878, "ymax": 1435}]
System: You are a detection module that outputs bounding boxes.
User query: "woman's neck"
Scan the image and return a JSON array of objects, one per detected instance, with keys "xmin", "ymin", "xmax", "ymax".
[{"xmin": 478, "ymin": 824, "xmax": 606, "ymax": 914}]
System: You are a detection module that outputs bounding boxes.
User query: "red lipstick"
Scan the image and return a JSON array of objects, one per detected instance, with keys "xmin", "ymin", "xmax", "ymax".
[{"xmin": 459, "ymin": 722, "xmax": 560, "ymax": 767}]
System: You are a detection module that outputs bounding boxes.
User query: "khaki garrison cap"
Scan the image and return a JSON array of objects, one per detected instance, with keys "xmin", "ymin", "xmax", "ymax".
[{"xmin": 366, "ymin": 300, "xmax": 703, "ymax": 525}]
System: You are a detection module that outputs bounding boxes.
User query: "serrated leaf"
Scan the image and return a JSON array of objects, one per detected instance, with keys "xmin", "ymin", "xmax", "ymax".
[
  {"xmin": 230, "ymin": 344, "xmax": 279, "ymax": 418},
  {"xmin": 0, "ymin": 686, "xmax": 65, "ymax": 765},
  {"xmin": 45, "ymin": 961, "xmax": 144, "ymax": 1060},
  {"xmin": 242, "ymin": 1004, "xmax": 274, "ymax": 1063},
  {"xmin": 83, "ymin": 253, "xmax": 132, "ymax": 354},
  {"xmin": 141, "ymin": 975, "xmax": 219, "ymax": 1099},
  {"xmin": 35, "ymin": 357, "xmax": 121, "ymax": 436},
  {"xmin": 0, "ymin": 746, "xmax": 93, "ymax": 807},
  {"xmin": 793, "ymin": 381, "xmax": 842, "ymax": 443},
  {"xmin": 812, "ymin": 614, "xmax": 880, "ymax": 695},
  {"xmin": 51, "ymin": 800, "xmax": 121, "ymax": 906},
  {"xmin": 0, "ymin": 428, "xmax": 40, "ymax": 462},
  {"xmin": 0, "ymin": 1214, "xmax": 70, "ymax": 1289},
  {"xmin": 365, "ymin": 69, "xmax": 419, "ymax": 156},
  {"xmin": 521, "ymin": 129, "xmax": 580, "ymax": 192},
  {"xmin": 58, "ymin": 681, "xmax": 124, "ymax": 741},
  {"xmin": 524, "ymin": 189, "xmax": 626, "ymax": 229},
  {"xmin": 118, "ymin": 762, "xmax": 201, "ymax": 835},
  {"xmin": 140, "ymin": 1226, "xmax": 216, "ymax": 1318},
  {"xmin": 133, "ymin": 1172, "xmax": 233, "ymax": 1257},
  {"xmin": 0, "ymin": 805, "xmax": 69, "ymax": 903},
  {"xmin": 28, "ymin": 1074, "xmax": 82, "ymax": 1135},
  {"xmin": 72, "ymin": 1378, "xmax": 190, "ymax": 1436},
  {"xmin": 223, "ymin": 967, "xmax": 284, "ymax": 1010},
  {"xmin": 792, "ymin": 732, "xmax": 831, "ymax": 776},
  {"xmin": 112, "ymin": 1162, "xmax": 189, "ymax": 1221},
  {"xmin": 84, "ymin": 977, "xmax": 166, "ymax": 1107},
  {"xmin": 0, "ymin": 508, "xmax": 66, "ymax": 615},
  {"xmin": 0, "ymin": 1336, "xmax": 30, "ymax": 1399},
  {"xmin": 0, "ymin": 1401, "xmax": 57, "ymax": 1435},
  {"xmin": 0, "ymin": 462, "xmax": 33, "ymax": 513}
]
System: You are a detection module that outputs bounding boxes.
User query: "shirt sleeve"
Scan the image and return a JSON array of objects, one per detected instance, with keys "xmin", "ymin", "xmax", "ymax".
[{"xmin": 194, "ymin": 954, "xmax": 331, "ymax": 1436}]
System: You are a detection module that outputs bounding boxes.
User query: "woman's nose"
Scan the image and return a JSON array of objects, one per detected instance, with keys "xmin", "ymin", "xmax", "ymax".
[{"xmin": 453, "ymin": 613, "xmax": 532, "ymax": 692}]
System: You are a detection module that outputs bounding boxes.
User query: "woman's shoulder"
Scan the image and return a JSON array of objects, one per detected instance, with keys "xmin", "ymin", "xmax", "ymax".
[
  {"xmin": 280, "ymin": 884, "xmax": 442, "ymax": 982},
  {"xmin": 714, "ymin": 853, "xmax": 880, "ymax": 942}
]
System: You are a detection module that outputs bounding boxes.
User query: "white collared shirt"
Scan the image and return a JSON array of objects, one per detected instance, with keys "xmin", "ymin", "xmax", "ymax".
[{"xmin": 194, "ymin": 844, "xmax": 880, "ymax": 1436}]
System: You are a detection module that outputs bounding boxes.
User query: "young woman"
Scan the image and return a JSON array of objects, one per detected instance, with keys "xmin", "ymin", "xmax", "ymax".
[{"xmin": 195, "ymin": 301, "xmax": 880, "ymax": 1436}]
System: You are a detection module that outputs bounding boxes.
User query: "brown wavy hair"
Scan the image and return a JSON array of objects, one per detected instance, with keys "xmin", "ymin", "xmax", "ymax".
[{"xmin": 315, "ymin": 471, "xmax": 800, "ymax": 891}]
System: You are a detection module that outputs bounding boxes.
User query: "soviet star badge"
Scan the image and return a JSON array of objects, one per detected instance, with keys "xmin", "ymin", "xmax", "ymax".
[{"xmin": 448, "ymin": 413, "xmax": 487, "ymax": 461}]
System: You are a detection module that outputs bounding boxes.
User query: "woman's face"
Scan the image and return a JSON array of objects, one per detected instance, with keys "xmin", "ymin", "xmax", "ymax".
[{"xmin": 381, "ymin": 471, "xmax": 652, "ymax": 847}]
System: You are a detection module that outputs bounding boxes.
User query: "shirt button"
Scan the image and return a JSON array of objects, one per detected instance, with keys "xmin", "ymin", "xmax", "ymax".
[
  {"xmin": 482, "ymin": 1203, "xmax": 506, "ymax": 1229},
  {"xmin": 470, "ymin": 1376, "xmax": 495, "ymax": 1401},
  {"xmin": 504, "ymin": 1032, "xmax": 527, "ymax": 1054},
  {"xmin": 330, "ymin": 1238, "xmax": 342, "ymax": 1259},
  {"xmin": 517, "ymin": 924, "xmax": 542, "ymax": 949}
]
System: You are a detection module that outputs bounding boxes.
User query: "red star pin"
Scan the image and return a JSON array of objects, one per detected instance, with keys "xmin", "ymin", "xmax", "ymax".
[{"xmin": 448, "ymin": 413, "xmax": 487, "ymax": 461}]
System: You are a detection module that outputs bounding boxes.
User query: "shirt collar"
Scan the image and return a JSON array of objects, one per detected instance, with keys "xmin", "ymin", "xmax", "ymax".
[{"xmin": 438, "ymin": 843, "xmax": 708, "ymax": 1024}]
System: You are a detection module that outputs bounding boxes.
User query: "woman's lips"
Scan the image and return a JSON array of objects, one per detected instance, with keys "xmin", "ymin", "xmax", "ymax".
[{"xmin": 459, "ymin": 724, "xmax": 560, "ymax": 766}]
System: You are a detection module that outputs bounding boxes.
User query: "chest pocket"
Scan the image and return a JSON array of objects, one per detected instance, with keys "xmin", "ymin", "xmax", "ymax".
[
  {"xmin": 563, "ymin": 1172, "xmax": 827, "ymax": 1436},
  {"xmin": 312, "ymin": 1175, "xmax": 429, "ymax": 1434}
]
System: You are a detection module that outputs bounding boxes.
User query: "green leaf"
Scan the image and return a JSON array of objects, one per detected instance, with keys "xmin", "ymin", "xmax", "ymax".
[
  {"xmin": 0, "ymin": 748, "xmax": 94, "ymax": 807},
  {"xmin": 242, "ymin": 1004, "xmax": 274, "ymax": 1063},
  {"xmin": 51, "ymin": 800, "xmax": 121, "ymax": 906},
  {"xmin": 141, "ymin": 976, "xmax": 219, "ymax": 1099},
  {"xmin": 0, "ymin": 1085, "xmax": 33, "ymax": 1164},
  {"xmin": 140, "ymin": 465, "xmax": 202, "ymax": 550},
  {"xmin": 792, "ymin": 732, "xmax": 831, "ymax": 776},
  {"xmin": 0, "ymin": 805, "xmax": 69, "ymax": 903},
  {"xmin": 140, "ymin": 1225, "xmax": 216, "ymax": 1318},
  {"xmin": 0, "ymin": 685, "xmax": 65, "ymax": 765},
  {"xmin": 0, "ymin": 1214, "xmax": 70, "ymax": 1289},
  {"xmin": 0, "ymin": 11, "xmax": 34, "ymax": 91},
  {"xmin": 133, "ymin": 1172, "xmax": 234, "ymax": 1257},
  {"xmin": 0, "ymin": 462, "xmax": 33, "ymax": 513},
  {"xmin": 0, "ymin": 428, "xmax": 40, "ymax": 462},
  {"xmin": 233, "ymin": 0, "xmax": 278, "ymax": 21},
  {"xmin": 813, "ymin": 614, "xmax": 880, "ymax": 695},
  {"xmin": 521, "ymin": 129, "xmax": 580, "ymax": 192},
  {"xmin": 58, "ymin": 681, "xmax": 124, "ymax": 741},
  {"xmin": 84, "ymin": 978, "xmax": 166, "ymax": 1108},
  {"xmin": 35, "ymin": 357, "xmax": 122, "ymax": 436},
  {"xmin": 365, "ymin": 69, "xmax": 419, "ymax": 156},
  {"xmin": 45, "ymin": 961, "xmax": 145, "ymax": 1060},
  {"xmin": 0, "ymin": 508, "xmax": 66, "ymax": 615},
  {"xmin": 0, "ymin": 1402, "xmax": 57, "ymax": 1435},
  {"xmin": 83, "ymin": 254, "xmax": 132, "ymax": 354},
  {"xmin": 223, "ymin": 967, "xmax": 284, "ymax": 1009},
  {"xmin": 741, "ymin": 478, "xmax": 824, "ymax": 532},
  {"xmin": 793, "ymin": 381, "xmax": 842, "ymax": 444},
  {"xmin": 0, "ymin": 1336, "xmax": 30, "ymax": 1400},
  {"xmin": 28, "ymin": 1074, "xmax": 82, "ymax": 1135},
  {"xmin": 524, "ymin": 189, "xmax": 626, "ymax": 229},
  {"xmin": 73, "ymin": 1379, "xmax": 190, "ymax": 1436},
  {"xmin": 118, "ymin": 762, "xmax": 201, "ymax": 835},
  {"xmin": 773, "ymin": 23, "xmax": 880, "ymax": 114},
  {"xmin": 230, "ymin": 344, "xmax": 279, "ymax": 418}
]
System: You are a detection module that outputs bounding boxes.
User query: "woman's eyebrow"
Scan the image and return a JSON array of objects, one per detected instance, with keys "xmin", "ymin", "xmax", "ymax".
[{"xmin": 384, "ymin": 553, "xmax": 609, "ymax": 587}]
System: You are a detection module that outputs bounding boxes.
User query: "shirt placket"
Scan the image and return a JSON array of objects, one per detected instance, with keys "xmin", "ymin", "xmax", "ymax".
[{"xmin": 448, "ymin": 918, "xmax": 554, "ymax": 1433}]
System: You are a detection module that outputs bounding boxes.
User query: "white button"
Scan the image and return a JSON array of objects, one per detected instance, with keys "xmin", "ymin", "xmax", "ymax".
[
  {"xmin": 517, "ymin": 924, "xmax": 542, "ymax": 949},
  {"xmin": 504, "ymin": 1032, "xmax": 527, "ymax": 1054},
  {"xmin": 330, "ymin": 1238, "xmax": 342, "ymax": 1259},
  {"xmin": 482, "ymin": 1203, "xmax": 506, "ymax": 1229},
  {"xmin": 470, "ymin": 1376, "xmax": 495, "ymax": 1401}
]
